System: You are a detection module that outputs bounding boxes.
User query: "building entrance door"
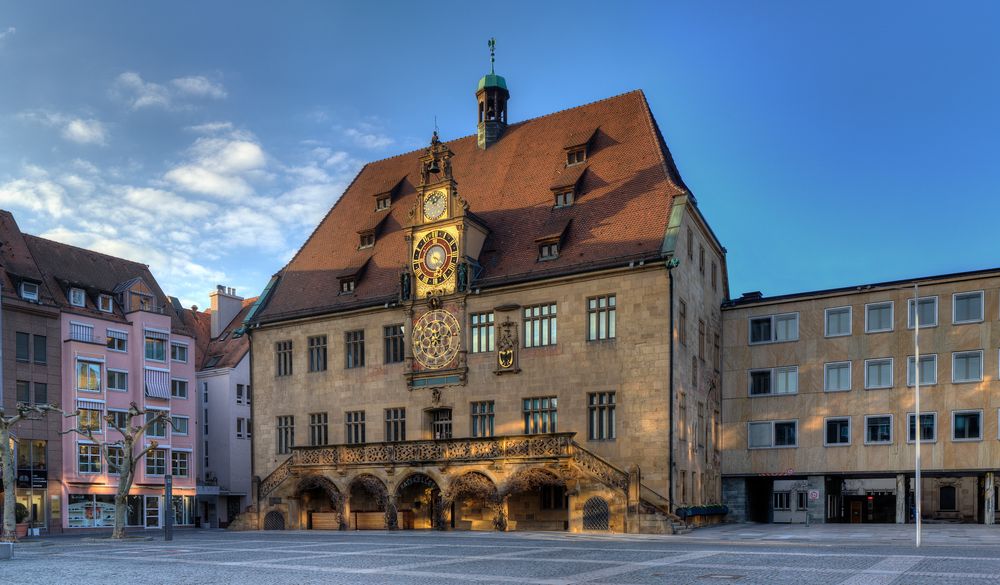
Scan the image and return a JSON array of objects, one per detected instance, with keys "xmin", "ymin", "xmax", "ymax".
[
  {"xmin": 850, "ymin": 501, "xmax": 862, "ymax": 523},
  {"xmin": 145, "ymin": 496, "xmax": 160, "ymax": 528}
]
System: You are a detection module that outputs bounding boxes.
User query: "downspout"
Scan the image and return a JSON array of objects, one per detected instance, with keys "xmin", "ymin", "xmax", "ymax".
[{"xmin": 666, "ymin": 258, "xmax": 680, "ymax": 513}]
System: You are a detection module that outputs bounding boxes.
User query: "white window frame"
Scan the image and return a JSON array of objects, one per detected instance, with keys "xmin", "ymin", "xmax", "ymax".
[
  {"xmin": 171, "ymin": 378, "xmax": 189, "ymax": 399},
  {"xmin": 824, "ymin": 306, "xmax": 852, "ymax": 337},
  {"xmin": 98, "ymin": 294, "xmax": 114, "ymax": 313},
  {"xmin": 20, "ymin": 282, "xmax": 39, "ymax": 301},
  {"xmin": 106, "ymin": 329, "xmax": 128, "ymax": 352},
  {"xmin": 107, "ymin": 408, "xmax": 130, "ymax": 431},
  {"xmin": 107, "ymin": 368, "xmax": 129, "ymax": 392},
  {"xmin": 952, "ymin": 409, "xmax": 983, "ymax": 442},
  {"xmin": 952, "ymin": 290, "xmax": 984, "ymax": 324},
  {"xmin": 748, "ymin": 312, "xmax": 799, "ymax": 345},
  {"xmin": 170, "ymin": 342, "xmax": 189, "ymax": 363},
  {"xmin": 145, "ymin": 407, "xmax": 169, "ymax": 439},
  {"xmin": 906, "ymin": 295, "xmax": 938, "ymax": 329},
  {"xmin": 747, "ymin": 419, "xmax": 798, "ymax": 449},
  {"xmin": 906, "ymin": 412, "xmax": 937, "ymax": 444},
  {"xmin": 823, "ymin": 361, "xmax": 852, "ymax": 392},
  {"xmin": 171, "ymin": 415, "xmax": 190, "ymax": 436},
  {"xmin": 863, "ymin": 414, "xmax": 894, "ymax": 445},
  {"xmin": 748, "ymin": 366, "xmax": 798, "ymax": 397},
  {"xmin": 906, "ymin": 354, "xmax": 938, "ymax": 387},
  {"xmin": 864, "ymin": 301, "xmax": 894, "ymax": 333},
  {"xmin": 69, "ymin": 287, "xmax": 86, "ymax": 307},
  {"xmin": 864, "ymin": 357, "xmax": 894, "ymax": 389},
  {"xmin": 823, "ymin": 416, "xmax": 852, "ymax": 447},
  {"xmin": 952, "ymin": 350, "xmax": 983, "ymax": 383}
]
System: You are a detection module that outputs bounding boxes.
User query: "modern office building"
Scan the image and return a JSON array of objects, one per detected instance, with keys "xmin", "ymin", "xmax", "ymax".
[
  {"xmin": 722, "ymin": 268, "xmax": 1000, "ymax": 524},
  {"xmin": 245, "ymin": 67, "xmax": 728, "ymax": 532}
]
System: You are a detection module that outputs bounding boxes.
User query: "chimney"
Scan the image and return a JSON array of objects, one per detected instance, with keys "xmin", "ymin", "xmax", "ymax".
[{"xmin": 209, "ymin": 285, "xmax": 244, "ymax": 338}]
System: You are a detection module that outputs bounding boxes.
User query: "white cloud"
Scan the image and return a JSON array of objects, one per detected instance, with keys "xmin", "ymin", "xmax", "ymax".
[
  {"xmin": 164, "ymin": 164, "xmax": 254, "ymax": 199},
  {"xmin": 122, "ymin": 187, "xmax": 215, "ymax": 219},
  {"xmin": 0, "ymin": 26, "xmax": 14, "ymax": 41},
  {"xmin": 185, "ymin": 121, "xmax": 234, "ymax": 134},
  {"xmin": 343, "ymin": 127, "xmax": 393, "ymax": 149},
  {"xmin": 61, "ymin": 118, "xmax": 107, "ymax": 145},
  {"xmin": 112, "ymin": 71, "xmax": 227, "ymax": 111},
  {"xmin": 0, "ymin": 178, "xmax": 67, "ymax": 218}
]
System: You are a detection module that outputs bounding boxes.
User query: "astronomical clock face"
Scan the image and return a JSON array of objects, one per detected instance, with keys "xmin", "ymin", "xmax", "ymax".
[
  {"xmin": 412, "ymin": 230, "xmax": 459, "ymax": 288},
  {"xmin": 412, "ymin": 309, "xmax": 461, "ymax": 369},
  {"xmin": 423, "ymin": 190, "xmax": 448, "ymax": 221}
]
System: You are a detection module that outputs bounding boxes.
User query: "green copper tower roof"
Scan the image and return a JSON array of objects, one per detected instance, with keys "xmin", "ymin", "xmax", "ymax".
[{"xmin": 477, "ymin": 73, "xmax": 508, "ymax": 92}]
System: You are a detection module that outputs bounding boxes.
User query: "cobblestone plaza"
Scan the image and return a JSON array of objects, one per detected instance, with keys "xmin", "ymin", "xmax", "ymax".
[{"xmin": 5, "ymin": 527, "xmax": 1000, "ymax": 584}]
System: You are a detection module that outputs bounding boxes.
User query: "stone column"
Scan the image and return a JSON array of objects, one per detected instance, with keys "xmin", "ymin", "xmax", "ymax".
[
  {"xmin": 385, "ymin": 495, "xmax": 399, "ymax": 530},
  {"xmin": 807, "ymin": 476, "xmax": 826, "ymax": 524},
  {"xmin": 627, "ymin": 465, "xmax": 641, "ymax": 534},
  {"xmin": 985, "ymin": 473, "xmax": 995, "ymax": 526},
  {"xmin": 895, "ymin": 474, "xmax": 907, "ymax": 524}
]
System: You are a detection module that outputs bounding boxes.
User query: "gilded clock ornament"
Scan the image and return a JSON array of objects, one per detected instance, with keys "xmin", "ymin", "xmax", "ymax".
[
  {"xmin": 412, "ymin": 309, "xmax": 461, "ymax": 369},
  {"xmin": 423, "ymin": 190, "xmax": 448, "ymax": 221},
  {"xmin": 411, "ymin": 230, "xmax": 459, "ymax": 287}
]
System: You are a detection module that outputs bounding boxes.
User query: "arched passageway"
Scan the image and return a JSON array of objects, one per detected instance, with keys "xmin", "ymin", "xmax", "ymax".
[{"xmin": 395, "ymin": 473, "xmax": 442, "ymax": 529}]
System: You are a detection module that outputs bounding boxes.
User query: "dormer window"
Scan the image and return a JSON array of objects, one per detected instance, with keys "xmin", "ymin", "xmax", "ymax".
[
  {"xmin": 539, "ymin": 242, "xmax": 560, "ymax": 261},
  {"xmin": 69, "ymin": 287, "xmax": 86, "ymax": 307},
  {"xmin": 340, "ymin": 279, "xmax": 356, "ymax": 294},
  {"xmin": 359, "ymin": 233, "xmax": 375, "ymax": 249},
  {"xmin": 375, "ymin": 196, "xmax": 391, "ymax": 211},
  {"xmin": 20, "ymin": 282, "xmax": 39, "ymax": 302},
  {"xmin": 98, "ymin": 294, "xmax": 114, "ymax": 313},
  {"xmin": 554, "ymin": 189, "xmax": 574, "ymax": 208},
  {"xmin": 567, "ymin": 148, "xmax": 586, "ymax": 166}
]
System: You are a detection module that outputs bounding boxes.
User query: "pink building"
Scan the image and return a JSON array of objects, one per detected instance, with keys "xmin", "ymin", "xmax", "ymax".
[{"xmin": 22, "ymin": 235, "xmax": 197, "ymax": 531}]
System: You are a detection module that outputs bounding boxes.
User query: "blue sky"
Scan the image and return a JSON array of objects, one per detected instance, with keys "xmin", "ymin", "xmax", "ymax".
[{"xmin": 1, "ymin": 1, "xmax": 998, "ymax": 307}]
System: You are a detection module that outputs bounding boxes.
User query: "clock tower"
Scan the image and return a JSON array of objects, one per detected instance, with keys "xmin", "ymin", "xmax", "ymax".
[{"xmin": 403, "ymin": 132, "xmax": 489, "ymax": 390}]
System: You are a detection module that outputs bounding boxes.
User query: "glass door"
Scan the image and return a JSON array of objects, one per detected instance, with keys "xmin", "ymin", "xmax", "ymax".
[{"xmin": 144, "ymin": 496, "xmax": 160, "ymax": 528}]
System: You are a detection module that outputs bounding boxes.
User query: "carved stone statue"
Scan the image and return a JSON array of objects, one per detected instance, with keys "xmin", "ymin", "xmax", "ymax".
[
  {"xmin": 457, "ymin": 262, "xmax": 468, "ymax": 292},
  {"xmin": 400, "ymin": 272, "xmax": 411, "ymax": 301}
]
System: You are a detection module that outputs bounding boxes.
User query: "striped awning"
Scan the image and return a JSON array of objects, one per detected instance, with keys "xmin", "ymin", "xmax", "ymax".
[
  {"xmin": 107, "ymin": 329, "xmax": 128, "ymax": 340},
  {"xmin": 144, "ymin": 369, "xmax": 171, "ymax": 399},
  {"xmin": 76, "ymin": 399, "xmax": 104, "ymax": 412},
  {"xmin": 144, "ymin": 329, "xmax": 169, "ymax": 341}
]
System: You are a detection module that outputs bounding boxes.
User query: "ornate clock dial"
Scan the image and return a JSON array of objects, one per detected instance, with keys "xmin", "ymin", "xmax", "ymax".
[
  {"xmin": 412, "ymin": 309, "xmax": 461, "ymax": 369},
  {"xmin": 411, "ymin": 230, "xmax": 459, "ymax": 286},
  {"xmin": 423, "ymin": 190, "xmax": 447, "ymax": 221}
]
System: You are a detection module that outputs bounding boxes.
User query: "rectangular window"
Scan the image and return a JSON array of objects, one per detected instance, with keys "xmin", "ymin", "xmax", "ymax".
[
  {"xmin": 907, "ymin": 296, "xmax": 938, "ymax": 328},
  {"xmin": 587, "ymin": 392, "xmax": 616, "ymax": 441},
  {"xmin": 906, "ymin": 355, "xmax": 937, "ymax": 386},
  {"xmin": 907, "ymin": 413, "xmax": 936, "ymax": 443},
  {"xmin": 146, "ymin": 411, "xmax": 167, "ymax": 438},
  {"xmin": 144, "ymin": 335, "xmax": 166, "ymax": 361},
  {"xmin": 108, "ymin": 410, "xmax": 130, "ymax": 431},
  {"xmin": 523, "ymin": 303, "xmax": 557, "ymax": 347},
  {"xmin": 953, "ymin": 291, "xmax": 984, "ymax": 324},
  {"xmin": 713, "ymin": 333, "xmax": 721, "ymax": 372},
  {"xmin": 383, "ymin": 325, "xmax": 405, "ymax": 364},
  {"xmin": 587, "ymin": 294, "xmax": 616, "ymax": 341},
  {"xmin": 523, "ymin": 396, "xmax": 558, "ymax": 434},
  {"xmin": 345, "ymin": 330, "xmax": 365, "ymax": 368},
  {"xmin": 106, "ymin": 330, "xmax": 128, "ymax": 352},
  {"xmin": 748, "ymin": 420, "xmax": 797, "ymax": 448},
  {"xmin": 170, "ymin": 379, "xmax": 188, "ymax": 399},
  {"xmin": 384, "ymin": 408, "xmax": 405, "ymax": 442},
  {"xmin": 171, "ymin": 451, "xmax": 189, "ymax": 477},
  {"xmin": 541, "ymin": 485, "xmax": 567, "ymax": 510},
  {"xmin": 698, "ymin": 319, "xmax": 705, "ymax": 361},
  {"xmin": 145, "ymin": 449, "xmax": 166, "ymax": 475},
  {"xmin": 953, "ymin": 410, "xmax": 983, "ymax": 441},
  {"xmin": 275, "ymin": 340, "xmax": 293, "ymax": 376},
  {"xmin": 865, "ymin": 301, "xmax": 893, "ymax": 333},
  {"xmin": 711, "ymin": 261, "xmax": 718, "ymax": 291},
  {"xmin": 236, "ymin": 384, "xmax": 245, "ymax": 404},
  {"xmin": 69, "ymin": 287, "xmax": 86, "ymax": 307},
  {"xmin": 952, "ymin": 351, "xmax": 983, "ymax": 383},
  {"xmin": 15, "ymin": 332, "xmax": 29, "ymax": 362},
  {"xmin": 678, "ymin": 300, "xmax": 687, "ymax": 346},
  {"xmin": 864, "ymin": 358, "xmax": 893, "ymax": 389},
  {"xmin": 749, "ymin": 313, "xmax": 798, "ymax": 344},
  {"xmin": 309, "ymin": 412, "xmax": 329, "ymax": 446},
  {"xmin": 749, "ymin": 366, "xmax": 798, "ymax": 396},
  {"xmin": 375, "ymin": 195, "xmax": 391, "ymax": 211},
  {"xmin": 34, "ymin": 382, "xmax": 47, "ymax": 405},
  {"xmin": 108, "ymin": 446, "xmax": 124, "ymax": 475},
  {"xmin": 359, "ymin": 233, "xmax": 375, "ymax": 248},
  {"xmin": 432, "ymin": 409, "xmax": 452, "ymax": 440},
  {"xmin": 824, "ymin": 306, "xmax": 852, "ymax": 337},
  {"xmin": 98, "ymin": 294, "xmax": 113, "ymax": 313},
  {"xmin": 687, "ymin": 229, "xmax": 693, "ymax": 260},
  {"xmin": 824, "ymin": 361, "xmax": 852, "ymax": 392},
  {"xmin": 16, "ymin": 380, "xmax": 29, "ymax": 404},
  {"xmin": 554, "ymin": 189, "xmax": 574, "ymax": 207},
  {"xmin": 797, "ymin": 492, "xmax": 808, "ymax": 511},
  {"xmin": 308, "ymin": 335, "xmax": 328, "ymax": 372},
  {"xmin": 825, "ymin": 417, "xmax": 851, "ymax": 446},
  {"xmin": 538, "ymin": 242, "xmax": 559, "ymax": 260},
  {"xmin": 171, "ymin": 416, "xmax": 189, "ymax": 435},
  {"xmin": 70, "ymin": 322, "xmax": 95, "ymax": 343},
  {"xmin": 865, "ymin": 415, "xmax": 893, "ymax": 444},
  {"xmin": 345, "ymin": 411, "xmax": 366, "ymax": 444},
  {"xmin": 170, "ymin": 343, "xmax": 188, "ymax": 363},
  {"xmin": 566, "ymin": 148, "xmax": 585, "ymax": 165},
  {"xmin": 470, "ymin": 312, "xmax": 495, "ymax": 353},
  {"xmin": 76, "ymin": 360, "xmax": 102, "ymax": 392},
  {"xmin": 20, "ymin": 282, "xmax": 39, "ymax": 301},
  {"xmin": 78, "ymin": 444, "xmax": 101, "ymax": 474},
  {"xmin": 108, "ymin": 370, "xmax": 128, "ymax": 392},
  {"xmin": 236, "ymin": 417, "xmax": 246, "ymax": 439},
  {"xmin": 277, "ymin": 416, "xmax": 294, "ymax": 454},
  {"xmin": 470, "ymin": 401, "xmax": 495, "ymax": 438},
  {"xmin": 33, "ymin": 335, "xmax": 47, "ymax": 364},
  {"xmin": 699, "ymin": 245, "xmax": 705, "ymax": 274},
  {"xmin": 773, "ymin": 492, "xmax": 790, "ymax": 511}
]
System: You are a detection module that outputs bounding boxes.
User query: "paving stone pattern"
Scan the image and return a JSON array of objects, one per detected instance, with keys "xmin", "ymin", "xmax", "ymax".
[{"xmin": 3, "ymin": 526, "xmax": 1000, "ymax": 585}]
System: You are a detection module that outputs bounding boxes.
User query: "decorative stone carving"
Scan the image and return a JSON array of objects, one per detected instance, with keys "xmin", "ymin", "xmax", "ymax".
[{"xmin": 494, "ymin": 316, "xmax": 520, "ymax": 374}]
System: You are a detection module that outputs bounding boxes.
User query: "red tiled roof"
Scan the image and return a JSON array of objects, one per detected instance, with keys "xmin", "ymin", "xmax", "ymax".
[
  {"xmin": 182, "ymin": 297, "xmax": 256, "ymax": 370},
  {"xmin": 549, "ymin": 163, "xmax": 588, "ymax": 191},
  {"xmin": 254, "ymin": 90, "xmax": 687, "ymax": 324}
]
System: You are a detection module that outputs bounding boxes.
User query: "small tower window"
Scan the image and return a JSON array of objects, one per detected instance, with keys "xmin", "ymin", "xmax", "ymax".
[
  {"xmin": 20, "ymin": 282, "xmax": 39, "ymax": 302},
  {"xmin": 554, "ymin": 189, "xmax": 574, "ymax": 208},
  {"xmin": 340, "ymin": 279, "xmax": 356, "ymax": 294},
  {"xmin": 567, "ymin": 148, "xmax": 586, "ymax": 166},
  {"xmin": 539, "ymin": 242, "xmax": 560, "ymax": 261},
  {"xmin": 375, "ymin": 196, "xmax": 391, "ymax": 211},
  {"xmin": 359, "ymin": 233, "xmax": 375, "ymax": 249},
  {"xmin": 69, "ymin": 287, "xmax": 86, "ymax": 307}
]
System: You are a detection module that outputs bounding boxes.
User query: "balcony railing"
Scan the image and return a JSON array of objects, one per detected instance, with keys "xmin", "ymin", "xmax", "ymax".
[{"xmin": 68, "ymin": 324, "xmax": 104, "ymax": 344}]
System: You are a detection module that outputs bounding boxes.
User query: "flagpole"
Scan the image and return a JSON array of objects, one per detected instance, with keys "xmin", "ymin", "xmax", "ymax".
[{"xmin": 914, "ymin": 282, "xmax": 922, "ymax": 547}]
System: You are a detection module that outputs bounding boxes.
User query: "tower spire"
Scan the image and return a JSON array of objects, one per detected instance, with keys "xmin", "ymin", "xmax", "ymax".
[{"xmin": 489, "ymin": 37, "xmax": 495, "ymax": 74}]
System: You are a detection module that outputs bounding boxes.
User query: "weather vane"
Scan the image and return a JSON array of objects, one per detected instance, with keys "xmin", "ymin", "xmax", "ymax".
[{"xmin": 489, "ymin": 37, "xmax": 496, "ymax": 74}]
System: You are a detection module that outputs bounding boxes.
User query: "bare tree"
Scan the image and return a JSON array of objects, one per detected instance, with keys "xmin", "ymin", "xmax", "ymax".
[
  {"xmin": 0, "ymin": 403, "xmax": 60, "ymax": 542},
  {"xmin": 64, "ymin": 402, "xmax": 171, "ymax": 539}
]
